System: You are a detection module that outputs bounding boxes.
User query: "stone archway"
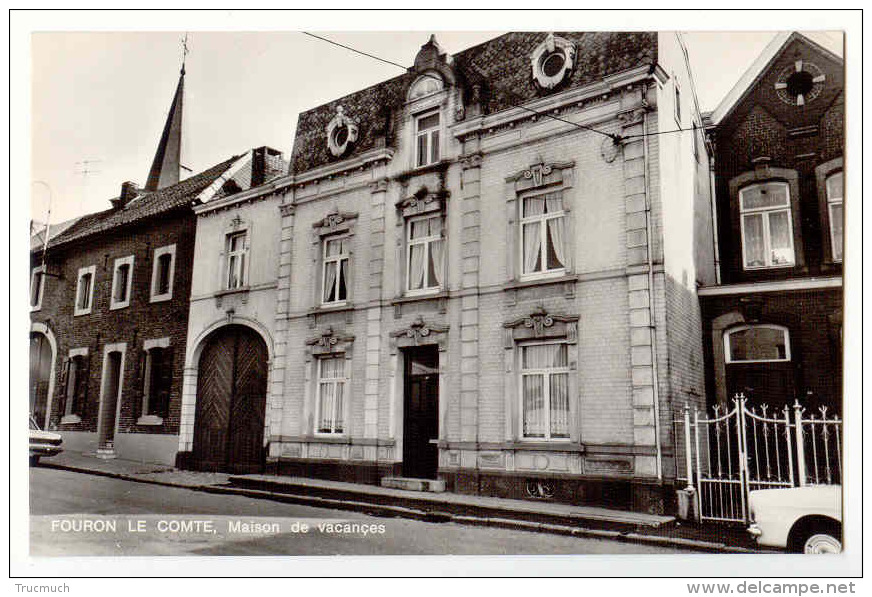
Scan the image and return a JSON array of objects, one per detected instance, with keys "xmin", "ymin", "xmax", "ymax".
[{"xmin": 29, "ymin": 323, "xmax": 57, "ymax": 428}]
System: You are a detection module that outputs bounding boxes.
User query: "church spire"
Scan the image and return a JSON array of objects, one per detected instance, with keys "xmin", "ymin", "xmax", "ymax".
[{"xmin": 144, "ymin": 37, "xmax": 187, "ymax": 191}]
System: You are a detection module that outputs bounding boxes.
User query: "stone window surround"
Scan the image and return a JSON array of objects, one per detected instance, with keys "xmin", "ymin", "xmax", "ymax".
[
  {"xmin": 503, "ymin": 306, "xmax": 580, "ymax": 444},
  {"xmin": 60, "ymin": 347, "xmax": 89, "ymax": 425},
  {"xmin": 530, "ymin": 33, "xmax": 576, "ymax": 91},
  {"xmin": 395, "ymin": 186, "xmax": 448, "ymax": 299},
  {"xmin": 30, "ymin": 265, "xmax": 45, "ymax": 311},
  {"xmin": 221, "ymin": 216, "xmax": 251, "ymax": 292},
  {"xmin": 505, "ymin": 160, "xmax": 576, "ymax": 283},
  {"xmin": 303, "ymin": 327, "xmax": 355, "ymax": 438},
  {"xmin": 109, "ymin": 254, "xmax": 135, "ymax": 311},
  {"xmin": 311, "ymin": 210, "xmax": 359, "ymax": 311},
  {"xmin": 729, "ymin": 166, "xmax": 805, "ymax": 273},
  {"xmin": 74, "ymin": 264, "xmax": 96, "ymax": 316},
  {"xmin": 150, "ymin": 244, "xmax": 177, "ymax": 303},
  {"xmin": 723, "ymin": 323, "xmax": 792, "ymax": 364},
  {"xmin": 815, "ymin": 157, "xmax": 843, "ymax": 266},
  {"xmin": 138, "ymin": 337, "xmax": 171, "ymax": 426},
  {"xmin": 405, "ymin": 74, "xmax": 450, "ymax": 172}
]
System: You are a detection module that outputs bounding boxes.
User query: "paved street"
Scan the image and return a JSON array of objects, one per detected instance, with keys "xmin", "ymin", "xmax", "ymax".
[{"xmin": 30, "ymin": 467, "xmax": 694, "ymax": 556}]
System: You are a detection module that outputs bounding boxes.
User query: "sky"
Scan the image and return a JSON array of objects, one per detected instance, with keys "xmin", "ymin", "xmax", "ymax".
[{"xmin": 26, "ymin": 20, "xmax": 844, "ymax": 227}]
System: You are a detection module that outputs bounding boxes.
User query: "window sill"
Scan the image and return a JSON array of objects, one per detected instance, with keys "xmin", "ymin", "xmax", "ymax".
[
  {"xmin": 308, "ymin": 302, "xmax": 355, "ymax": 316},
  {"xmin": 393, "ymin": 159, "xmax": 451, "ymax": 183},
  {"xmin": 150, "ymin": 292, "xmax": 173, "ymax": 303},
  {"xmin": 73, "ymin": 309, "xmax": 92, "ymax": 317},
  {"xmin": 216, "ymin": 286, "xmax": 250, "ymax": 298},
  {"xmin": 504, "ymin": 273, "xmax": 576, "ymax": 292},
  {"xmin": 109, "ymin": 302, "xmax": 130, "ymax": 311},
  {"xmin": 391, "ymin": 290, "xmax": 447, "ymax": 306},
  {"xmin": 137, "ymin": 415, "xmax": 164, "ymax": 426},
  {"xmin": 60, "ymin": 415, "xmax": 81, "ymax": 425}
]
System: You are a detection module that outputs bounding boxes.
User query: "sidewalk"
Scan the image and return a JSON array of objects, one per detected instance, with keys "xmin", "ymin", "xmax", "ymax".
[{"xmin": 36, "ymin": 450, "xmax": 763, "ymax": 553}]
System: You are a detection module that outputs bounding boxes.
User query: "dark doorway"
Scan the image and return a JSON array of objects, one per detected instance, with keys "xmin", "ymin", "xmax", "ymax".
[
  {"xmin": 726, "ymin": 363, "xmax": 796, "ymax": 413},
  {"xmin": 29, "ymin": 333, "xmax": 52, "ymax": 426},
  {"xmin": 98, "ymin": 351, "xmax": 123, "ymax": 450},
  {"xmin": 192, "ymin": 325, "xmax": 268, "ymax": 473},
  {"xmin": 402, "ymin": 346, "xmax": 439, "ymax": 479}
]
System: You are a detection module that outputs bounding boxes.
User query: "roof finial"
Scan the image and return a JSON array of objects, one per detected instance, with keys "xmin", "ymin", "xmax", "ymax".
[{"xmin": 180, "ymin": 32, "xmax": 189, "ymax": 75}]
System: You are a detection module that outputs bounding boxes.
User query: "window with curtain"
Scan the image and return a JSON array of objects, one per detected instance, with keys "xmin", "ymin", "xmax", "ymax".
[
  {"xmin": 416, "ymin": 110, "xmax": 440, "ymax": 167},
  {"xmin": 521, "ymin": 192, "xmax": 566, "ymax": 277},
  {"xmin": 322, "ymin": 237, "xmax": 350, "ymax": 304},
  {"xmin": 406, "ymin": 215, "xmax": 444, "ymax": 293},
  {"xmin": 826, "ymin": 171, "xmax": 843, "ymax": 263},
  {"xmin": 739, "ymin": 182, "xmax": 795, "ymax": 269},
  {"xmin": 225, "ymin": 232, "xmax": 247, "ymax": 289},
  {"xmin": 316, "ymin": 355, "xmax": 346, "ymax": 434},
  {"xmin": 520, "ymin": 343, "xmax": 570, "ymax": 440}
]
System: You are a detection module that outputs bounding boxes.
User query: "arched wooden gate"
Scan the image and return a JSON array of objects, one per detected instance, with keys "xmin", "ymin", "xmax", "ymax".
[{"xmin": 192, "ymin": 325, "xmax": 268, "ymax": 473}]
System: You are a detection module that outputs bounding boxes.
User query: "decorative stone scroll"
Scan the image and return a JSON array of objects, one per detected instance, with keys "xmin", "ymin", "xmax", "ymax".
[
  {"xmin": 505, "ymin": 160, "xmax": 574, "ymax": 193},
  {"xmin": 305, "ymin": 326, "xmax": 355, "ymax": 356},
  {"xmin": 396, "ymin": 185, "xmax": 448, "ymax": 219},
  {"xmin": 389, "ymin": 316, "xmax": 449, "ymax": 351},
  {"xmin": 312, "ymin": 209, "xmax": 358, "ymax": 237},
  {"xmin": 503, "ymin": 305, "xmax": 579, "ymax": 347}
]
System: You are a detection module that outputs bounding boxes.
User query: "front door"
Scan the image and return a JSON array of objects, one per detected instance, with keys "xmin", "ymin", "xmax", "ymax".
[
  {"xmin": 192, "ymin": 325, "xmax": 268, "ymax": 473},
  {"xmin": 402, "ymin": 346, "xmax": 439, "ymax": 479}
]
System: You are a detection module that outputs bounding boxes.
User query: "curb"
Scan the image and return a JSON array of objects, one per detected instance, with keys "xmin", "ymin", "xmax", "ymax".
[{"xmin": 36, "ymin": 462, "xmax": 759, "ymax": 554}]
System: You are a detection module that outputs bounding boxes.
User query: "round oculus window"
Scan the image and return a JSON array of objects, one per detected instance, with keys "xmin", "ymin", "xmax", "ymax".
[
  {"xmin": 774, "ymin": 60, "xmax": 825, "ymax": 107},
  {"xmin": 333, "ymin": 124, "xmax": 349, "ymax": 148},
  {"xmin": 325, "ymin": 108, "xmax": 359, "ymax": 158},
  {"xmin": 541, "ymin": 52, "xmax": 566, "ymax": 78}
]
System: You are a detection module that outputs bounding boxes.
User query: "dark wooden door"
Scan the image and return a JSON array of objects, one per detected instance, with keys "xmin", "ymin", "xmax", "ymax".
[
  {"xmin": 193, "ymin": 326, "xmax": 267, "ymax": 473},
  {"xmin": 403, "ymin": 347, "xmax": 439, "ymax": 479},
  {"xmin": 29, "ymin": 333, "xmax": 52, "ymax": 426}
]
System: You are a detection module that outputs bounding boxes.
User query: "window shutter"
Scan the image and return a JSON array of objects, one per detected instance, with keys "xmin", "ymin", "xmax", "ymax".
[{"xmin": 157, "ymin": 348, "xmax": 174, "ymax": 419}]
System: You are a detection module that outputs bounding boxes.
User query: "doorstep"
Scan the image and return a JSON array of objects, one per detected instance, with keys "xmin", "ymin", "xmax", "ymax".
[{"xmin": 380, "ymin": 477, "xmax": 446, "ymax": 492}]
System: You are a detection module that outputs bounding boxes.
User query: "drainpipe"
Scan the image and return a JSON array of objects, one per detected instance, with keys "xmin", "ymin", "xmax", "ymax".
[
  {"xmin": 641, "ymin": 106, "xmax": 663, "ymax": 481},
  {"xmin": 708, "ymin": 144, "xmax": 722, "ymax": 285}
]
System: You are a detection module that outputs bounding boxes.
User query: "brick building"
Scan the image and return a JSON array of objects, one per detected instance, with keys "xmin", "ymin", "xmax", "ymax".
[
  {"xmin": 28, "ymin": 68, "xmax": 244, "ymax": 464},
  {"xmin": 700, "ymin": 32, "xmax": 843, "ymax": 415},
  {"xmin": 230, "ymin": 32, "xmax": 718, "ymax": 513}
]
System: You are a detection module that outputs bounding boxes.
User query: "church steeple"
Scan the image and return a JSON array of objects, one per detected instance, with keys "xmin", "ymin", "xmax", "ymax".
[{"xmin": 144, "ymin": 63, "xmax": 185, "ymax": 191}]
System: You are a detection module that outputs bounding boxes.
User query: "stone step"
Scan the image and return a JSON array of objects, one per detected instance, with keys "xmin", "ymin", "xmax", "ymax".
[{"xmin": 379, "ymin": 476, "xmax": 445, "ymax": 493}]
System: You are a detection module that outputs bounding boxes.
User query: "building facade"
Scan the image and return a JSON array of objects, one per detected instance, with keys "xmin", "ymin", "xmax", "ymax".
[
  {"xmin": 701, "ymin": 33, "xmax": 844, "ymax": 415},
  {"xmin": 236, "ymin": 32, "xmax": 716, "ymax": 512},
  {"xmin": 176, "ymin": 146, "xmax": 289, "ymax": 473}
]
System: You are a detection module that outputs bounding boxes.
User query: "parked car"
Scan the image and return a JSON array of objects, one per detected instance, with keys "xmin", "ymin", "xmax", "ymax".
[
  {"xmin": 29, "ymin": 416, "xmax": 63, "ymax": 466},
  {"xmin": 747, "ymin": 486, "xmax": 842, "ymax": 553}
]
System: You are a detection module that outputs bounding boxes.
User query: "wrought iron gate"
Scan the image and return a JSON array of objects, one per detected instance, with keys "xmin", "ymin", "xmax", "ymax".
[{"xmin": 675, "ymin": 396, "xmax": 842, "ymax": 524}]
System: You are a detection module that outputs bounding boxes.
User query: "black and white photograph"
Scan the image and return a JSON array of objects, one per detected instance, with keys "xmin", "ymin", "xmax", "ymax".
[{"xmin": 10, "ymin": 8, "xmax": 862, "ymax": 584}]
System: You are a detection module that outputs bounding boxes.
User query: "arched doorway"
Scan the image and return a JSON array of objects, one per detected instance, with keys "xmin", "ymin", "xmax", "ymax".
[
  {"xmin": 192, "ymin": 325, "xmax": 268, "ymax": 473},
  {"xmin": 29, "ymin": 332, "xmax": 53, "ymax": 426}
]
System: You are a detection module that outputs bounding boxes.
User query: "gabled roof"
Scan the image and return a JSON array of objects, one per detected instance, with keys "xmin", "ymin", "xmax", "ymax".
[
  {"xmin": 30, "ymin": 217, "xmax": 81, "ymax": 252},
  {"xmin": 44, "ymin": 156, "xmax": 240, "ymax": 251},
  {"xmin": 710, "ymin": 31, "xmax": 843, "ymax": 126}
]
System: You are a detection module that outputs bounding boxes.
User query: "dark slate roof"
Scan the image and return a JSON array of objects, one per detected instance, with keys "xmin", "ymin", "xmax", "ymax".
[
  {"xmin": 291, "ymin": 32, "xmax": 656, "ymax": 174},
  {"xmin": 211, "ymin": 151, "xmax": 289, "ymax": 201},
  {"xmin": 46, "ymin": 156, "xmax": 241, "ymax": 250}
]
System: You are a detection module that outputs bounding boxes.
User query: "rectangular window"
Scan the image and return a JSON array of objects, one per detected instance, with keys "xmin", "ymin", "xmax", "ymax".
[
  {"xmin": 30, "ymin": 266, "xmax": 45, "ymax": 310},
  {"xmin": 150, "ymin": 244, "xmax": 176, "ymax": 302},
  {"xmin": 62, "ymin": 353, "xmax": 87, "ymax": 422},
  {"xmin": 74, "ymin": 265, "xmax": 96, "ymax": 316},
  {"xmin": 110, "ymin": 255, "xmax": 134, "ymax": 310},
  {"xmin": 316, "ymin": 356, "xmax": 346, "ymax": 434},
  {"xmin": 322, "ymin": 237, "xmax": 349, "ymax": 305},
  {"xmin": 416, "ymin": 110, "xmax": 440, "ymax": 167},
  {"xmin": 521, "ymin": 192, "xmax": 566, "ymax": 277},
  {"xmin": 406, "ymin": 215, "xmax": 444, "ymax": 293},
  {"xmin": 826, "ymin": 172, "xmax": 843, "ymax": 263},
  {"xmin": 140, "ymin": 346, "xmax": 171, "ymax": 423},
  {"xmin": 226, "ymin": 232, "xmax": 247, "ymax": 290},
  {"xmin": 520, "ymin": 343, "xmax": 570, "ymax": 440},
  {"xmin": 739, "ymin": 182, "xmax": 795, "ymax": 269}
]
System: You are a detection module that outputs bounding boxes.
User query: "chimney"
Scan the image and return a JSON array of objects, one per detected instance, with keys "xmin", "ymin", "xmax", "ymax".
[
  {"xmin": 251, "ymin": 146, "xmax": 267, "ymax": 188},
  {"xmin": 111, "ymin": 181, "xmax": 139, "ymax": 210}
]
